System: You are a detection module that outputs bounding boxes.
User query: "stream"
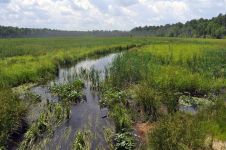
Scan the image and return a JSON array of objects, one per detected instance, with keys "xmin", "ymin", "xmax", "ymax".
[{"xmin": 28, "ymin": 53, "xmax": 119, "ymax": 149}]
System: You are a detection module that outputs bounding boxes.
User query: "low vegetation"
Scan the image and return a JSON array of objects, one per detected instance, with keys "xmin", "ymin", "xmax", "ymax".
[
  {"xmin": 0, "ymin": 36, "xmax": 226, "ymax": 149},
  {"xmin": 100, "ymin": 38, "xmax": 226, "ymax": 149},
  {"xmin": 50, "ymin": 80, "xmax": 84, "ymax": 103},
  {"xmin": 72, "ymin": 130, "xmax": 91, "ymax": 150},
  {"xmin": 0, "ymin": 89, "xmax": 26, "ymax": 147}
]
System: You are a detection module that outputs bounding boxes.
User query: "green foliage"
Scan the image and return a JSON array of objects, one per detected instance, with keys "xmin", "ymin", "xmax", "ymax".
[
  {"xmin": 19, "ymin": 103, "xmax": 69, "ymax": 149},
  {"xmin": 114, "ymin": 131, "xmax": 135, "ymax": 150},
  {"xmin": 23, "ymin": 92, "xmax": 41, "ymax": 104},
  {"xmin": 108, "ymin": 42, "xmax": 226, "ymax": 95},
  {"xmin": 149, "ymin": 113, "xmax": 207, "ymax": 150},
  {"xmin": 110, "ymin": 104, "xmax": 132, "ymax": 132},
  {"xmin": 100, "ymin": 88, "xmax": 127, "ymax": 108},
  {"xmin": 133, "ymin": 84, "xmax": 161, "ymax": 121},
  {"xmin": 0, "ymin": 89, "xmax": 26, "ymax": 147},
  {"xmin": 0, "ymin": 36, "xmax": 148, "ymax": 87},
  {"xmin": 198, "ymin": 100, "xmax": 226, "ymax": 141},
  {"xmin": 131, "ymin": 13, "xmax": 226, "ymax": 39},
  {"xmin": 50, "ymin": 80, "xmax": 84, "ymax": 102},
  {"xmin": 72, "ymin": 130, "xmax": 91, "ymax": 150}
]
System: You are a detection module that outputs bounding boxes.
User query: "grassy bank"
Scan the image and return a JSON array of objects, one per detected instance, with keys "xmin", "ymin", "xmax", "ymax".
[{"xmin": 100, "ymin": 38, "xmax": 226, "ymax": 149}]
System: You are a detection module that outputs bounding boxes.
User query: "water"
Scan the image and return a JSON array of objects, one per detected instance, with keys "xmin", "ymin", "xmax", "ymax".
[{"xmin": 30, "ymin": 53, "xmax": 118, "ymax": 149}]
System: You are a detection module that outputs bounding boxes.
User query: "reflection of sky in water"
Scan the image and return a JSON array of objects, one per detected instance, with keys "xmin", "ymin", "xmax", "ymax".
[{"xmin": 56, "ymin": 53, "xmax": 117, "ymax": 84}]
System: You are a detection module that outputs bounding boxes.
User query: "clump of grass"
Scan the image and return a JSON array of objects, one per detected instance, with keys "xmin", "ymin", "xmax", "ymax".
[
  {"xmin": 23, "ymin": 92, "xmax": 41, "ymax": 104},
  {"xmin": 0, "ymin": 89, "xmax": 26, "ymax": 148},
  {"xmin": 19, "ymin": 102, "xmax": 70, "ymax": 150},
  {"xmin": 197, "ymin": 99, "xmax": 226, "ymax": 141},
  {"xmin": 110, "ymin": 104, "xmax": 132, "ymax": 132},
  {"xmin": 133, "ymin": 84, "xmax": 161, "ymax": 121},
  {"xmin": 72, "ymin": 130, "xmax": 91, "ymax": 150},
  {"xmin": 100, "ymin": 88, "xmax": 127, "ymax": 108},
  {"xmin": 114, "ymin": 131, "xmax": 135, "ymax": 150},
  {"xmin": 149, "ymin": 113, "xmax": 207, "ymax": 150}
]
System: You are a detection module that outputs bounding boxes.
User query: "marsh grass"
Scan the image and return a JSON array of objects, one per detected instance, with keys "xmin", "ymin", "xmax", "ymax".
[
  {"xmin": 149, "ymin": 113, "xmax": 207, "ymax": 150},
  {"xmin": 0, "ymin": 89, "xmax": 26, "ymax": 148},
  {"xmin": 1, "ymin": 37, "xmax": 226, "ymax": 149},
  {"xmin": 72, "ymin": 129, "xmax": 91, "ymax": 150},
  {"xmin": 19, "ymin": 102, "xmax": 70, "ymax": 150},
  {"xmin": 0, "ymin": 36, "xmax": 154, "ymax": 87},
  {"xmin": 100, "ymin": 38, "xmax": 226, "ymax": 149}
]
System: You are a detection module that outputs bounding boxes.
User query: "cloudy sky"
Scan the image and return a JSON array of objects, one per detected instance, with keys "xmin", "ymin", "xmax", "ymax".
[{"xmin": 0, "ymin": 0, "xmax": 226, "ymax": 31}]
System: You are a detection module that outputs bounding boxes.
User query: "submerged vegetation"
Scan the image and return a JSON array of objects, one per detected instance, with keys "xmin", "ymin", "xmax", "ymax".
[{"xmin": 19, "ymin": 103, "xmax": 69, "ymax": 150}]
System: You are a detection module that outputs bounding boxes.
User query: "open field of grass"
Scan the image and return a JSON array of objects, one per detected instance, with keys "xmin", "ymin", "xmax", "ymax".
[{"xmin": 0, "ymin": 36, "xmax": 226, "ymax": 149}]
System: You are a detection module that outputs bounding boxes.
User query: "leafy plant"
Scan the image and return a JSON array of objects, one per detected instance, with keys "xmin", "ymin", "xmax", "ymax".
[
  {"xmin": 114, "ymin": 131, "xmax": 135, "ymax": 150},
  {"xmin": 50, "ymin": 80, "xmax": 84, "ymax": 102}
]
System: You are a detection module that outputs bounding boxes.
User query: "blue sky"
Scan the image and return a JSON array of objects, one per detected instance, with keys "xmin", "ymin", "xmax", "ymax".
[{"xmin": 0, "ymin": 0, "xmax": 226, "ymax": 31}]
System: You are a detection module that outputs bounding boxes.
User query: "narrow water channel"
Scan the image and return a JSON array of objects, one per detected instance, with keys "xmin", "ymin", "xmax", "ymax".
[{"xmin": 29, "ymin": 53, "xmax": 119, "ymax": 149}]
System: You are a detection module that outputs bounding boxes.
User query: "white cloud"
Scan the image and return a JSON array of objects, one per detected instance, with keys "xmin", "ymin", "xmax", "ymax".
[{"xmin": 0, "ymin": 0, "xmax": 226, "ymax": 30}]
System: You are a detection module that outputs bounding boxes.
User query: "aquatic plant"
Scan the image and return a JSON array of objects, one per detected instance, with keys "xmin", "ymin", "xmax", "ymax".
[
  {"xmin": 103, "ymin": 128, "xmax": 114, "ymax": 149},
  {"xmin": 23, "ymin": 92, "xmax": 41, "ymax": 104},
  {"xmin": 100, "ymin": 88, "xmax": 127, "ymax": 108},
  {"xmin": 72, "ymin": 130, "xmax": 91, "ymax": 150},
  {"xmin": 50, "ymin": 80, "xmax": 84, "ymax": 102},
  {"xmin": 114, "ymin": 131, "xmax": 135, "ymax": 150},
  {"xmin": 19, "ymin": 103, "xmax": 69, "ymax": 149},
  {"xmin": 110, "ymin": 104, "xmax": 132, "ymax": 132}
]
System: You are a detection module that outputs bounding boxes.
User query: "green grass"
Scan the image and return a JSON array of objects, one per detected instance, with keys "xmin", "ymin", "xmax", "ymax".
[
  {"xmin": 0, "ymin": 37, "xmax": 144, "ymax": 87},
  {"xmin": 0, "ymin": 36, "xmax": 226, "ymax": 149},
  {"xmin": 102, "ymin": 37, "xmax": 226, "ymax": 149},
  {"xmin": 0, "ymin": 89, "xmax": 26, "ymax": 146}
]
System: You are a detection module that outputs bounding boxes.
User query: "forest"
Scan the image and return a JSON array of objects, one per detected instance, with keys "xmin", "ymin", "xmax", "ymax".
[{"xmin": 132, "ymin": 13, "xmax": 226, "ymax": 38}]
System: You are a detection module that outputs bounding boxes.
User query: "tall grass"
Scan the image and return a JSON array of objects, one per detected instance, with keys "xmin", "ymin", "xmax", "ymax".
[
  {"xmin": 102, "ymin": 38, "xmax": 226, "ymax": 149},
  {"xmin": 0, "ymin": 89, "xmax": 26, "ymax": 147}
]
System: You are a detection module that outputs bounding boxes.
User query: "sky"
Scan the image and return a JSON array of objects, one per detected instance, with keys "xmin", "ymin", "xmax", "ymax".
[{"xmin": 0, "ymin": 0, "xmax": 226, "ymax": 31}]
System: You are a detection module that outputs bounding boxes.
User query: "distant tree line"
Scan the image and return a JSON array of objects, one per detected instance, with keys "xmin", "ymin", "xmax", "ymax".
[
  {"xmin": 131, "ymin": 13, "xmax": 226, "ymax": 38},
  {"xmin": 1, "ymin": 13, "xmax": 226, "ymax": 38},
  {"xmin": 0, "ymin": 26, "xmax": 129, "ymax": 38}
]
